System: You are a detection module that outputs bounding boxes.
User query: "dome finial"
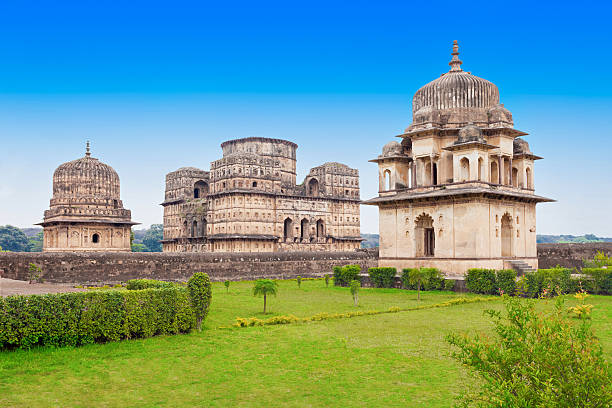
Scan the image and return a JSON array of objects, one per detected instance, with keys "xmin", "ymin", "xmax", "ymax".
[
  {"xmin": 449, "ymin": 40, "xmax": 463, "ymax": 72},
  {"xmin": 85, "ymin": 140, "xmax": 91, "ymax": 157}
]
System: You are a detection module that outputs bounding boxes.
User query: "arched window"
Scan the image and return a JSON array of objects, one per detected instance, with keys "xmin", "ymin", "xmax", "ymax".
[
  {"xmin": 316, "ymin": 219, "xmax": 324, "ymax": 238},
  {"xmin": 252, "ymin": 181, "xmax": 258, "ymax": 188},
  {"xmin": 501, "ymin": 213, "xmax": 513, "ymax": 257},
  {"xmin": 478, "ymin": 157, "xmax": 484, "ymax": 181},
  {"xmin": 92, "ymin": 233, "xmax": 100, "ymax": 244},
  {"xmin": 300, "ymin": 218, "xmax": 309, "ymax": 241},
  {"xmin": 383, "ymin": 169, "xmax": 392, "ymax": 191},
  {"xmin": 490, "ymin": 161, "xmax": 499, "ymax": 184},
  {"xmin": 432, "ymin": 163, "xmax": 438, "ymax": 185},
  {"xmin": 191, "ymin": 220, "xmax": 198, "ymax": 237},
  {"xmin": 460, "ymin": 157, "xmax": 470, "ymax": 182},
  {"xmin": 308, "ymin": 178, "xmax": 319, "ymax": 196},
  {"xmin": 415, "ymin": 213, "xmax": 434, "ymax": 257},
  {"xmin": 512, "ymin": 168, "xmax": 519, "ymax": 187},
  {"xmin": 525, "ymin": 167, "xmax": 532, "ymax": 189},
  {"xmin": 283, "ymin": 218, "xmax": 293, "ymax": 241},
  {"xmin": 201, "ymin": 218, "xmax": 207, "ymax": 237},
  {"xmin": 194, "ymin": 180, "xmax": 208, "ymax": 198}
]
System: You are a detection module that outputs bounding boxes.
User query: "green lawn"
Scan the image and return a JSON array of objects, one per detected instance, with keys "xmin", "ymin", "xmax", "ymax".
[{"xmin": 1, "ymin": 279, "xmax": 611, "ymax": 407}]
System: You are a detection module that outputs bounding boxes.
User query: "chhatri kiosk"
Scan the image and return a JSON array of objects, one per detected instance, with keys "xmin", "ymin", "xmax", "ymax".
[{"xmin": 364, "ymin": 41, "xmax": 553, "ymax": 275}]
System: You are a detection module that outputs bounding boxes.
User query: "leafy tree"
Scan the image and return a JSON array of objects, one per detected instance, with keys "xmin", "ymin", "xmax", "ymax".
[
  {"xmin": 27, "ymin": 231, "xmax": 44, "ymax": 252},
  {"xmin": 0, "ymin": 225, "xmax": 29, "ymax": 252},
  {"xmin": 447, "ymin": 296, "xmax": 611, "ymax": 407},
  {"xmin": 324, "ymin": 274, "xmax": 330, "ymax": 287},
  {"xmin": 142, "ymin": 224, "xmax": 163, "ymax": 252},
  {"xmin": 28, "ymin": 263, "xmax": 42, "ymax": 284},
  {"xmin": 131, "ymin": 243, "xmax": 146, "ymax": 252},
  {"xmin": 253, "ymin": 279, "xmax": 278, "ymax": 314},
  {"xmin": 408, "ymin": 268, "xmax": 430, "ymax": 301},
  {"xmin": 187, "ymin": 272, "xmax": 212, "ymax": 331},
  {"xmin": 350, "ymin": 280, "xmax": 360, "ymax": 306},
  {"xmin": 224, "ymin": 280, "xmax": 230, "ymax": 293},
  {"xmin": 296, "ymin": 276, "xmax": 302, "ymax": 288}
]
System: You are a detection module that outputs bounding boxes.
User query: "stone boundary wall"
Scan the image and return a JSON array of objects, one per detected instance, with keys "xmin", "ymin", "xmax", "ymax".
[
  {"xmin": 0, "ymin": 250, "xmax": 378, "ymax": 284},
  {"xmin": 537, "ymin": 243, "xmax": 612, "ymax": 270}
]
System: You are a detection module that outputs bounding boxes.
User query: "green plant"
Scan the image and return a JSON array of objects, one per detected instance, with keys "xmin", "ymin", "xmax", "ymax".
[
  {"xmin": 421, "ymin": 268, "xmax": 444, "ymax": 290},
  {"xmin": 27, "ymin": 263, "xmax": 42, "ymax": 284},
  {"xmin": 406, "ymin": 268, "xmax": 431, "ymax": 301},
  {"xmin": 253, "ymin": 279, "xmax": 278, "ymax": 314},
  {"xmin": 465, "ymin": 269, "xmax": 497, "ymax": 295},
  {"xmin": 333, "ymin": 264, "xmax": 361, "ymax": 286},
  {"xmin": 447, "ymin": 296, "xmax": 611, "ymax": 407},
  {"xmin": 582, "ymin": 268, "xmax": 612, "ymax": 295},
  {"xmin": 524, "ymin": 267, "xmax": 572, "ymax": 297},
  {"xmin": 568, "ymin": 290, "xmax": 594, "ymax": 319},
  {"xmin": 224, "ymin": 280, "xmax": 230, "ymax": 293},
  {"xmin": 296, "ymin": 276, "xmax": 302, "ymax": 288},
  {"xmin": 495, "ymin": 269, "xmax": 517, "ymax": 295},
  {"xmin": 324, "ymin": 274, "xmax": 330, "ymax": 287},
  {"xmin": 187, "ymin": 272, "xmax": 213, "ymax": 331},
  {"xmin": 368, "ymin": 267, "xmax": 396, "ymax": 288},
  {"xmin": 583, "ymin": 251, "xmax": 612, "ymax": 268},
  {"xmin": 126, "ymin": 279, "xmax": 174, "ymax": 290},
  {"xmin": 515, "ymin": 275, "xmax": 528, "ymax": 297},
  {"xmin": 349, "ymin": 280, "xmax": 360, "ymax": 306},
  {"xmin": 443, "ymin": 279, "xmax": 455, "ymax": 291}
]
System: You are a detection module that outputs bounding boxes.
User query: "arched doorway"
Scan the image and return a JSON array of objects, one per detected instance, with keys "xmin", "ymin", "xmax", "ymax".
[
  {"xmin": 383, "ymin": 169, "xmax": 392, "ymax": 191},
  {"xmin": 283, "ymin": 218, "xmax": 293, "ymax": 241},
  {"xmin": 501, "ymin": 213, "xmax": 513, "ymax": 257},
  {"xmin": 460, "ymin": 157, "xmax": 470, "ymax": 182},
  {"xmin": 478, "ymin": 157, "xmax": 484, "ymax": 181},
  {"xmin": 194, "ymin": 180, "xmax": 208, "ymax": 198},
  {"xmin": 490, "ymin": 161, "xmax": 499, "ymax": 184},
  {"xmin": 525, "ymin": 167, "xmax": 532, "ymax": 189},
  {"xmin": 415, "ymin": 213, "xmax": 435, "ymax": 257},
  {"xmin": 316, "ymin": 219, "xmax": 324, "ymax": 239},
  {"xmin": 191, "ymin": 220, "xmax": 198, "ymax": 237},
  {"xmin": 308, "ymin": 178, "xmax": 319, "ymax": 196},
  {"xmin": 300, "ymin": 218, "xmax": 309, "ymax": 241},
  {"xmin": 512, "ymin": 168, "xmax": 518, "ymax": 187}
]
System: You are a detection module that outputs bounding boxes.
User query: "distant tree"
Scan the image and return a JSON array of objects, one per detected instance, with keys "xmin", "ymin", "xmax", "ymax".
[
  {"xmin": 28, "ymin": 263, "xmax": 42, "ymax": 284},
  {"xmin": 224, "ymin": 280, "xmax": 230, "ymax": 293},
  {"xmin": 0, "ymin": 225, "xmax": 29, "ymax": 252},
  {"xmin": 297, "ymin": 276, "xmax": 302, "ymax": 288},
  {"xmin": 350, "ymin": 280, "xmax": 360, "ymax": 306},
  {"xmin": 253, "ymin": 279, "xmax": 278, "ymax": 314},
  {"xmin": 27, "ymin": 231, "xmax": 44, "ymax": 252},
  {"xmin": 324, "ymin": 274, "xmax": 330, "ymax": 287},
  {"xmin": 131, "ymin": 243, "xmax": 146, "ymax": 252},
  {"xmin": 408, "ymin": 268, "xmax": 430, "ymax": 301},
  {"xmin": 187, "ymin": 272, "xmax": 212, "ymax": 331},
  {"xmin": 142, "ymin": 224, "xmax": 163, "ymax": 252}
]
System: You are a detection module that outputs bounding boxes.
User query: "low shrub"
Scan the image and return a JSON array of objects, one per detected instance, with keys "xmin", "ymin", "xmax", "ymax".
[
  {"xmin": 187, "ymin": 272, "xmax": 213, "ymax": 331},
  {"xmin": 368, "ymin": 267, "xmax": 397, "ymax": 288},
  {"xmin": 126, "ymin": 279, "xmax": 175, "ymax": 290},
  {"xmin": 0, "ymin": 286, "xmax": 196, "ymax": 350},
  {"xmin": 465, "ymin": 269, "xmax": 497, "ymax": 295},
  {"xmin": 581, "ymin": 268, "xmax": 612, "ymax": 295},
  {"xmin": 495, "ymin": 269, "xmax": 517, "ymax": 295},
  {"xmin": 443, "ymin": 279, "xmax": 455, "ymax": 291},
  {"xmin": 333, "ymin": 264, "xmax": 361, "ymax": 286},
  {"xmin": 400, "ymin": 268, "xmax": 444, "ymax": 291},
  {"xmin": 524, "ymin": 267, "xmax": 572, "ymax": 298}
]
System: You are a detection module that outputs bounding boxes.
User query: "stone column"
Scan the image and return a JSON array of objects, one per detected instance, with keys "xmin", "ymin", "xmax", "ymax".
[
  {"xmin": 497, "ymin": 154, "xmax": 503, "ymax": 185},
  {"xmin": 412, "ymin": 159, "xmax": 418, "ymax": 188},
  {"xmin": 509, "ymin": 156, "xmax": 513, "ymax": 186}
]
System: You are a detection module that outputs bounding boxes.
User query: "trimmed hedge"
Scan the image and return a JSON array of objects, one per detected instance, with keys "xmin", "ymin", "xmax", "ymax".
[
  {"xmin": 0, "ymin": 274, "xmax": 212, "ymax": 350},
  {"xmin": 524, "ymin": 268, "xmax": 572, "ymax": 297},
  {"xmin": 465, "ymin": 269, "xmax": 517, "ymax": 295},
  {"xmin": 581, "ymin": 268, "xmax": 612, "ymax": 295},
  {"xmin": 368, "ymin": 267, "xmax": 397, "ymax": 288},
  {"xmin": 333, "ymin": 264, "xmax": 361, "ymax": 286},
  {"xmin": 125, "ymin": 279, "xmax": 175, "ymax": 290}
]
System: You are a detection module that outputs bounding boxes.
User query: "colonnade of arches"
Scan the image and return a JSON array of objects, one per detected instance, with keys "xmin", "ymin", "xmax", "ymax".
[
  {"xmin": 184, "ymin": 218, "xmax": 208, "ymax": 238},
  {"xmin": 283, "ymin": 217, "xmax": 325, "ymax": 242}
]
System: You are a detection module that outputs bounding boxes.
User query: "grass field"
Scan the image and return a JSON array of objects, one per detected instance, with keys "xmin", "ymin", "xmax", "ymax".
[{"xmin": 1, "ymin": 279, "xmax": 611, "ymax": 407}]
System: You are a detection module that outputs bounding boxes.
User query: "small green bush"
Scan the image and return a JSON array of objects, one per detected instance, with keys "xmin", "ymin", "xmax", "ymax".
[
  {"xmin": 224, "ymin": 280, "xmax": 230, "ymax": 293},
  {"xmin": 349, "ymin": 280, "xmax": 360, "ymax": 306},
  {"xmin": 495, "ymin": 269, "xmax": 517, "ymax": 295},
  {"xmin": 296, "ymin": 276, "xmax": 302, "ymax": 288},
  {"xmin": 126, "ymin": 279, "xmax": 174, "ymax": 290},
  {"xmin": 443, "ymin": 279, "xmax": 455, "ymax": 291},
  {"xmin": 0, "ymin": 287, "xmax": 196, "ymax": 350},
  {"xmin": 524, "ymin": 267, "xmax": 572, "ymax": 298},
  {"xmin": 581, "ymin": 268, "xmax": 612, "ymax": 295},
  {"xmin": 333, "ymin": 264, "xmax": 361, "ymax": 286},
  {"xmin": 401, "ymin": 268, "xmax": 445, "ymax": 291},
  {"xmin": 324, "ymin": 274, "xmax": 330, "ymax": 287},
  {"xmin": 187, "ymin": 272, "xmax": 213, "ymax": 331},
  {"xmin": 465, "ymin": 269, "xmax": 497, "ymax": 295},
  {"xmin": 368, "ymin": 267, "xmax": 397, "ymax": 288}
]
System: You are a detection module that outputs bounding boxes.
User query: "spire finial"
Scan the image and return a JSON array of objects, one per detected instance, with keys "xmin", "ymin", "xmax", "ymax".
[
  {"xmin": 85, "ymin": 140, "xmax": 91, "ymax": 157},
  {"xmin": 449, "ymin": 40, "xmax": 463, "ymax": 72}
]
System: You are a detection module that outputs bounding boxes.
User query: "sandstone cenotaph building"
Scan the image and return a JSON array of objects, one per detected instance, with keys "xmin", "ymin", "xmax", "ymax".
[
  {"xmin": 38, "ymin": 143, "xmax": 138, "ymax": 252},
  {"xmin": 162, "ymin": 137, "xmax": 361, "ymax": 253},
  {"xmin": 363, "ymin": 41, "xmax": 553, "ymax": 274}
]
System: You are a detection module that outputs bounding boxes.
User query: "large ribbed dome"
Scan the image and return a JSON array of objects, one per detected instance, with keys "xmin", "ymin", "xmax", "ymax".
[
  {"xmin": 52, "ymin": 144, "xmax": 120, "ymax": 200},
  {"xmin": 410, "ymin": 41, "xmax": 501, "ymax": 129}
]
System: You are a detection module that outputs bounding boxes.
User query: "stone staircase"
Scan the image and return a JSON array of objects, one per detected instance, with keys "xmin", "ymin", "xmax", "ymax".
[{"xmin": 508, "ymin": 260, "xmax": 536, "ymax": 276}]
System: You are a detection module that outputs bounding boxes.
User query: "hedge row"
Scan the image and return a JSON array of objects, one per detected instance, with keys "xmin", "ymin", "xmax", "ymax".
[
  {"xmin": 518, "ymin": 267, "xmax": 611, "ymax": 297},
  {"xmin": 465, "ymin": 269, "xmax": 517, "ymax": 295},
  {"xmin": 125, "ymin": 279, "xmax": 176, "ymax": 290},
  {"xmin": 234, "ymin": 296, "xmax": 497, "ymax": 327},
  {"xmin": 401, "ymin": 268, "xmax": 455, "ymax": 291},
  {"xmin": 368, "ymin": 267, "xmax": 397, "ymax": 288},
  {"xmin": 581, "ymin": 268, "xmax": 612, "ymax": 295},
  {"xmin": 333, "ymin": 265, "xmax": 361, "ymax": 286},
  {"xmin": 0, "ymin": 273, "xmax": 212, "ymax": 350}
]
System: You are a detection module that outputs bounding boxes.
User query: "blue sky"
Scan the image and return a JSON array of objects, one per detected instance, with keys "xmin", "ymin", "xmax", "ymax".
[{"xmin": 1, "ymin": 1, "xmax": 611, "ymax": 235}]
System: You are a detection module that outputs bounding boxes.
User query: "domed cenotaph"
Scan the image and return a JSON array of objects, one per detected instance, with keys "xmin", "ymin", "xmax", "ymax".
[
  {"xmin": 363, "ymin": 41, "xmax": 553, "ymax": 275},
  {"xmin": 38, "ymin": 143, "xmax": 138, "ymax": 252}
]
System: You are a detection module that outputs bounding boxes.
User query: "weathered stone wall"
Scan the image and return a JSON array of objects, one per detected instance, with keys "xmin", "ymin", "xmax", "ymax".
[
  {"xmin": 0, "ymin": 250, "xmax": 378, "ymax": 284},
  {"xmin": 537, "ymin": 243, "xmax": 612, "ymax": 269}
]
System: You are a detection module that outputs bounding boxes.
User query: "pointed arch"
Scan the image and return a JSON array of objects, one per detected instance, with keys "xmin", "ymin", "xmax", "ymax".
[{"xmin": 415, "ymin": 213, "xmax": 435, "ymax": 257}]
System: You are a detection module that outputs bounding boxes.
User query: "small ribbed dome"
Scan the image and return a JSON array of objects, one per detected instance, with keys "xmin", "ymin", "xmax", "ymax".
[
  {"xmin": 487, "ymin": 103, "xmax": 513, "ymax": 126},
  {"xmin": 410, "ymin": 41, "xmax": 500, "ymax": 129},
  {"xmin": 381, "ymin": 141, "xmax": 403, "ymax": 157},
  {"xmin": 513, "ymin": 138, "xmax": 531, "ymax": 155},
  {"xmin": 52, "ymin": 144, "xmax": 120, "ymax": 200},
  {"xmin": 456, "ymin": 123, "xmax": 485, "ymax": 144}
]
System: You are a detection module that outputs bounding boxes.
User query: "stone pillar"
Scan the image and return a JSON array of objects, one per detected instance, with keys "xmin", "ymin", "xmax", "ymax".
[
  {"xmin": 497, "ymin": 154, "xmax": 503, "ymax": 185},
  {"xmin": 509, "ymin": 156, "xmax": 513, "ymax": 186},
  {"xmin": 413, "ymin": 159, "xmax": 418, "ymax": 188}
]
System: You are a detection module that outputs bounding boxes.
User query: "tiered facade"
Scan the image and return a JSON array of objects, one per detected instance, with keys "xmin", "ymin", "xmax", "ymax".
[
  {"xmin": 162, "ymin": 137, "xmax": 361, "ymax": 253},
  {"xmin": 364, "ymin": 41, "xmax": 553, "ymax": 274},
  {"xmin": 39, "ymin": 144, "xmax": 137, "ymax": 252}
]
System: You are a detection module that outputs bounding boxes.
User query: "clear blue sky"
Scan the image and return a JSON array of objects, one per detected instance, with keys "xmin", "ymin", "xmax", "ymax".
[{"xmin": 1, "ymin": 1, "xmax": 611, "ymax": 235}]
